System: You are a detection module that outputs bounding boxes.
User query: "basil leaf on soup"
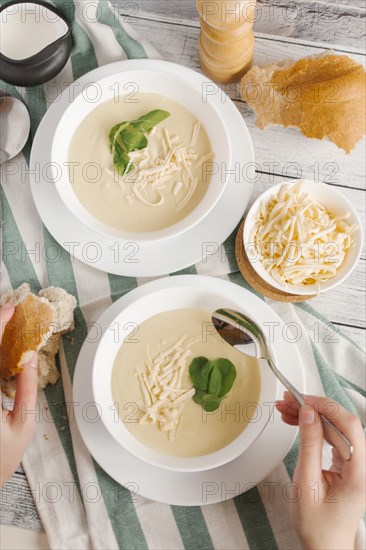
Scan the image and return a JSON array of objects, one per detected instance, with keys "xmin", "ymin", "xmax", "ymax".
[
  {"xmin": 109, "ymin": 121, "xmax": 132, "ymax": 154},
  {"xmin": 120, "ymin": 125, "xmax": 148, "ymax": 153},
  {"xmin": 108, "ymin": 109, "xmax": 170, "ymax": 176},
  {"xmin": 208, "ymin": 363, "xmax": 222, "ymax": 396},
  {"xmin": 189, "ymin": 355, "xmax": 237, "ymax": 412},
  {"xmin": 210, "ymin": 358, "xmax": 237, "ymax": 397},
  {"xmin": 201, "ymin": 394, "xmax": 222, "ymax": 412},
  {"xmin": 131, "ymin": 109, "xmax": 170, "ymax": 133},
  {"xmin": 113, "ymin": 144, "xmax": 130, "ymax": 177},
  {"xmin": 189, "ymin": 356, "xmax": 213, "ymax": 391},
  {"xmin": 193, "ymin": 389, "xmax": 207, "ymax": 405}
]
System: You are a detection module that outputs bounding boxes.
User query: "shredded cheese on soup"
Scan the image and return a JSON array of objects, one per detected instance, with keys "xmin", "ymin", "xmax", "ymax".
[
  {"xmin": 106, "ymin": 122, "xmax": 214, "ymax": 210},
  {"xmin": 136, "ymin": 336, "xmax": 199, "ymax": 441}
]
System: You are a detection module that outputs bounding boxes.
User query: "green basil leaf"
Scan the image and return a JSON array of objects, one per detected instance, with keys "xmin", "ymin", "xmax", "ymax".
[
  {"xmin": 120, "ymin": 125, "xmax": 147, "ymax": 152},
  {"xmin": 210, "ymin": 358, "xmax": 237, "ymax": 397},
  {"xmin": 189, "ymin": 356, "xmax": 214, "ymax": 391},
  {"xmin": 189, "ymin": 355, "xmax": 237, "ymax": 412},
  {"xmin": 115, "ymin": 133, "xmax": 128, "ymax": 152},
  {"xmin": 201, "ymin": 394, "xmax": 222, "ymax": 412},
  {"xmin": 109, "ymin": 122, "xmax": 122, "ymax": 150},
  {"xmin": 208, "ymin": 364, "xmax": 222, "ymax": 396},
  {"xmin": 109, "ymin": 121, "xmax": 130, "ymax": 152},
  {"xmin": 108, "ymin": 110, "xmax": 170, "ymax": 177},
  {"xmin": 193, "ymin": 389, "xmax": 207, "ymax": 405},
  {"xmin": 113, "ymin": 143, "xmax": 130, "ymax": 176},
  {"xmin": 131, "ymin": 109, "xmax": 170, "ymax": 133}
]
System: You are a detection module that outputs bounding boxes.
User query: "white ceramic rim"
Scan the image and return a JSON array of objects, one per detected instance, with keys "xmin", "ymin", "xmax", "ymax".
[
  {"xmin": 51, "ymin": 64, "xmax": 232, "ymax": 242},
  {"xmin": 92, "ymin": 281, "xmax": 279, "ymax": 472},
  {"xmin": 243, "ymin": 179, "xmax": 363, "ymax": 295}
]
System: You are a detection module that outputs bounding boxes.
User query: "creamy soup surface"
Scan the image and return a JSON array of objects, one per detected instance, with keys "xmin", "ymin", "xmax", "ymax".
[
  {"xmin": 111, "ymin": 309, "xmax": 261, "ymax": 457},
  {"xmin": 68, "ymin": 93, "xmax": 213, "ymax": 232}
]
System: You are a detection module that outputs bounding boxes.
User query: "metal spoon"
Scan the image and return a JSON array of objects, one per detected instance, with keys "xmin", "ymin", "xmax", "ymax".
[
  {"xmin": 0, "ymin": 92, "xmax": 30, "ymax": 165},
  {"xmin": 212, "ymin": 308, "xmax": 353, "ymax": 461}
]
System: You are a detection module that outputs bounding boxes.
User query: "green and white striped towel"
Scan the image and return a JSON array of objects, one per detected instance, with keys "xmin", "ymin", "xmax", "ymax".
[{"xmin": 0, "ymin": 1, "xmax": 365, "ymax": 548}]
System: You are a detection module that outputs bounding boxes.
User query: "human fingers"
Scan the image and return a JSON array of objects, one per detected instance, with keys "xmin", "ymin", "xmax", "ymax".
[
  {"xmin": 329, "ymin": 448, "xmax": 344, "ymax": 474},
  {"xmin": 275, "ymin": 394, "xmax": 300, "ymax": 425},
  {"xmin": 295, "ymin": 404, "xmax": 324, "ymax": 485},
  {"xmin": 11, "ymin": 353, "xmax": 38, "ymax": 438},
  {"xmin": 331, "ymin": 447, "xmax": 345, "ymax": 472},
  {"xmin": 0, "ymin": 303, "xmax": 15, "ymax": 344},
  {"xmin": 278, "ymin": 393, "xmax": 364, "ymax": 454},
  {"xmin": 276, "ymin": 390, "xmax": 301, "ymax": 408},
  {"xmin": 280, "ymin": 412, "xmax": 299, "ymax": 426},
  {"xmin": 302, "ymin": 395, "xmax": 365, "ymax": 473},
  {"xmin": 281, "ymin": 393, "xmax": 364, "ymax": 468},
  {"xmin": 275, "ymin": 399, "xmax": 300, "ymax": 416},
  {"xmin": 275, "ymin": 403, "xmax": 299, "ymax": 426}
]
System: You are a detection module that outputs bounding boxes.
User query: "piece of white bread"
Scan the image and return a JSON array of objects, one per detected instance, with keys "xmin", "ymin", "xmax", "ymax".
[
  {"xmin": 0, "ymin": 283, "xmax": 76, "ymax": 393},
  {"xmin": 240, "ymin": 52, "xmax": 366, "ymax": 153}
]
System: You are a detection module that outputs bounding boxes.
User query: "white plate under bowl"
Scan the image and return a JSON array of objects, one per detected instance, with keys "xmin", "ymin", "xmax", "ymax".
[
  {"xmin": 92, "ymin": 284, "xmax": 278, "ymax": 472},
  {"xmin": 243, "ymin": 179, "xmax": 363, "ymax": 296},
  {"xmin": 29, "ymin": 59, "xmax": 254, "ymax": 276},
  {"xmin": 73, "ymin": 275, "xmax": 305, "ymax": 505},
  {"xmin": 52, "ymin": 66, "xmax": 231, "ymax": 242}
]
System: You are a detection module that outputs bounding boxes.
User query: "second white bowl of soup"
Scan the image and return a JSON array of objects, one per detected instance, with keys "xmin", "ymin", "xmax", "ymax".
[
  {"xmin": 92, "ymin": 285, "xmax": 278, "ymax": 472},
  {"xmin": 51, "ymin": 61, "xmax": 232, "ymax": 241}
]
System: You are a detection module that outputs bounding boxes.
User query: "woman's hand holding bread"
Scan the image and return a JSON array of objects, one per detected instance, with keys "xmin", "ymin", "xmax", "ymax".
[
  {"xmin": 0, "ymin": 304, "xmax": 39, "ymax": 486},
  {"xmin": 0, "ymin": 283, "xmax": 77, "ymax": 485}
]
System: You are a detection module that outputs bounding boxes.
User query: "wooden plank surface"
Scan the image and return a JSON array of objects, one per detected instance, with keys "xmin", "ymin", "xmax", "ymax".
[
  {"xmin": 1, "ymin": 525, "xmax": 49, "ymax": 549},
  {"xmin": 114, "ymin": 0, "xmax": 366, "ymax": 50},
  {"xmin": 118, "ymin": 16, "xmax": 365, "ymax": 191},
  {"xmin": 1, "ymin": 0, "xmax": 365, "ymax": 534},
  {"xmin": 0, "ymin": 473, "xmax": 43, "ymax": 533}
]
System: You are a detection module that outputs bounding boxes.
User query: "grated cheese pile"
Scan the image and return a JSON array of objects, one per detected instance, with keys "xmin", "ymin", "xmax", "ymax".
[
  {"xmin": 249, "ymin": 182, "xmax": 357, "ymax": 287},
  {"xmin": 105, "ymin": 122, "xmax": 214, "ymax": 210},
  {"xmin": 136, "ymin": 336, "xmax": 199, "ymax": 441}
]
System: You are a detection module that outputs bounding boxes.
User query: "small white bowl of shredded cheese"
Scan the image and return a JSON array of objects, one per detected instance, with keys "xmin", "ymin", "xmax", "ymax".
[{"xmin": 243, "ymin": 180, "xmax": 362, "ymax": 296}]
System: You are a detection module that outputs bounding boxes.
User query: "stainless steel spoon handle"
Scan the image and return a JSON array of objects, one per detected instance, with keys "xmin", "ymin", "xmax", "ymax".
[
  {"xmin": 320, "ymin": 416, "xmax": 353, "ymax": 462},
  {"xmin": 268, "ymin": 358, "xmax": 353, "ymax": 461},
  {"xmin": 268, "ymin": 357, "xmax": 305, "ymax": 406}
]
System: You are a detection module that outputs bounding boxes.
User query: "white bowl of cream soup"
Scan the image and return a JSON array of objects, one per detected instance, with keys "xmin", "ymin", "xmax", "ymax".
[
  {"xmin": 92, "ymin": 284, "xmax": 278, "ymax": 472},
  {"xmin": 51, "ymin": 61, "xmax": 232, "ymax": 241}
]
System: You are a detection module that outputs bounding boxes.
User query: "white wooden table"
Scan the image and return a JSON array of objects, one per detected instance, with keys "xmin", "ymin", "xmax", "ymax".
[{"xmin": 1, "ymin": 0, "xmax": 365, "ymax": 543}]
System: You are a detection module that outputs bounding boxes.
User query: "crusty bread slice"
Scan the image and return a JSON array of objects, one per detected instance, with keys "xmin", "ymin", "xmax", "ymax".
[
  {"xmin": 38, "ymin": 286, "xmax": 76, "ymax": 333},
  {"xmin": 0, "ymin": 294, "xmax": 56, "ymax": 378},
  {"xmin": 0, "ymin": 283, "xmax": 77, "ymax": 392},
  {"xmin": 240, "ymin": 53, "xmax": 366, "ymax": 153}
]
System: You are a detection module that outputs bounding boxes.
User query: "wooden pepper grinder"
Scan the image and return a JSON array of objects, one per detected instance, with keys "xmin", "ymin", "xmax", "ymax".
[{"xmin": 196, "ymin": 0, "xmax": 256, "ymax": 83}]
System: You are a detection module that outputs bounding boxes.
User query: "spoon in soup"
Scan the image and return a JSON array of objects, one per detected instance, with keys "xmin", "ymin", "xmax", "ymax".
[
  {"xmin": 0, "ymin": 92, "xmax": 30, "ymax": 165},
  {"xmin": 212, "ymin": 308, "xmax": 353, "ymax": 461}
]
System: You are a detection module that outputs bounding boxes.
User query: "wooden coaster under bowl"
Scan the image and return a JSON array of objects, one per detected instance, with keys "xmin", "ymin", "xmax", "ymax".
[{"xmin": 235, "ymin": 221, "xmax": 316, "ymax": 302}]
